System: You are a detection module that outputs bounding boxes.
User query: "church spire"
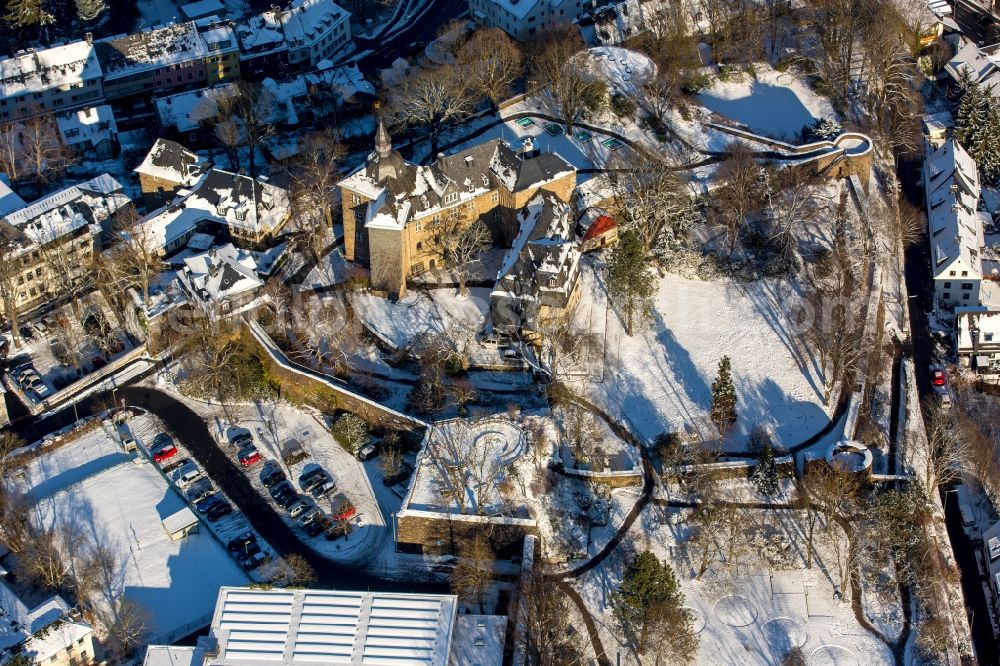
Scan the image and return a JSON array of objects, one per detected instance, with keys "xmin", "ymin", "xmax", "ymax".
[{"xmin": 375, "ymin": 114, "xmax": 391, "ymax": 158}]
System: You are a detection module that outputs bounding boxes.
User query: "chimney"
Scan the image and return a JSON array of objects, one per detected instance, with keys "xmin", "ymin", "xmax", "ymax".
[{"xmin": 84, "ymin": 32, "xmax": 92, "ymax": 45}]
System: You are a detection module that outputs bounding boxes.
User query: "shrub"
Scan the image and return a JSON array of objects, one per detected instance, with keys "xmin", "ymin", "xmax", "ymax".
[
  {"xmin": 681, "ymin": 73, "xmax": 712, "ymax": 94},
  {"xmin": 332, "ymin": 413, "xmax": 369, "ymax": 454},
  {"xmin": 611, "ymin": 93, "xmax": 637, "ymax": 118}
]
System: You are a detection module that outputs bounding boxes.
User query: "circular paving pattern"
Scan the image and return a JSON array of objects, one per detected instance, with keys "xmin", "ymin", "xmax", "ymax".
[
  {"xmin": 714, "ymin": 595, "xmax": 758, "ymax": 627},
  {"xmin": 810, "ymin": 645, "xmax": 859, "ymax": 666},
  {"xmin": 761, "ymin": 616, "xmax": 808, "ymax": 651},
  {"xmin": 680, "ymin": 606, "xmax": 706, "ymax": 634}
]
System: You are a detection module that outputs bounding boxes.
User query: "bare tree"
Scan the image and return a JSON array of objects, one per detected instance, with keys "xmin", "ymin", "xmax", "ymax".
[
  {"xmin": 450, "ymin": 531, "xmax": 494, "ymax": 612},
  {"xmin": 214, "ymin": 82, "xmax": 277, "ymax": 176},
  {"xmin": 379, "ymin": 439, "xmax": 404, "ymax": 478},
  {"xmin": 0, "ymin": 123, "xmax": 20, "ymax": 181},
  {"xmin": 21, "ymin": 114, "xmax": 72, "ymax": 183},
  {"xmin": 922, "ymin": 401, "xmax": 970, "ymax": 490},
  {"xmin": 21, "ymin": 519, "xmax": 72, "ymax": 590},
  {"xmin": 100, "ymin": 206, "xmax": 162, "ymax": 311},
  {"xmin": 458, "ymin": 28, "xmax": 523, "ymax": 112},
  {"xmin": 529, "ymin": 29, "xmax": 606, "ymax": 133},
  {"xmin": 430, "ymin": 217, "xmax": 491, "ymax": 296},
  {"xmin": 389, "ymin": 65, "xmax": 474, "ymax": 157},
  {"xmin": 560, "ymin": 403, "xmax": 605, "ymax": 467},
  {"xmin": 0, "ymin": 223, "xmax": 28, "ymax": 348},
  {"xmin": 712, "ymin": 141, "xmax": 766, "ymax": 256},
  {"xmin": 521, "ymin": 572, "xmax": 584, "ymax": 665},
  {"xmin": 286, "ymin": 130, "xmax": 346, "ymax": 256}
]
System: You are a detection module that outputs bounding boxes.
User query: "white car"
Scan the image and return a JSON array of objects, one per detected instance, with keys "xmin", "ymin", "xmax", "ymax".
[{"xmin": 355, "ymin": 514, "xmax": 365, "ymax": 528}]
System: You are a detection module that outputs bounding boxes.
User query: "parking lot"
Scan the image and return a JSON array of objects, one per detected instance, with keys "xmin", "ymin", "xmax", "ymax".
[{"xmin": 4, "ymin": 294, "xmax": 137, "ymax": 405}]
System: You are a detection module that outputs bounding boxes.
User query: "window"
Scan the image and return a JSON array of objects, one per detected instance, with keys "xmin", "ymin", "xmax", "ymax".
[
  {"xmin": 474, "ymin": 639, "xmax": 485, "ymax": 647},
  {"xmin": 416, "ymin": 241, "xmax": 423, "ymax": 250},
  {"xmin": 943, "ymin": 292, "xmax": 951, "ymax": 299},
  {"xmin": 351, "ymin": 193, "xmax": 360, "ymax": 204},
  {"xmin": 944, "ymin": 282, "xmax": 952, "ymax": 289},
  {"xmin": 445, "ymin": 192, "xmax": 458, "ymax": 204},
  {"xmin": 986, "ymin": 333, "xmax": 994, "ymax": 342},
  {"xmin": 949, "ymin": 270, "xmax": 956, "ymax": 276},
  {"xmin": 963, "ymin": 293, "xmax": 970, "ymax": 300},
  {"xmin": 962, "ymin": 270, "xmax": 968, "ymax": 276},
  {"xmin": 962, "ymin": 283, "xmax": 973, "ymax": 290}
]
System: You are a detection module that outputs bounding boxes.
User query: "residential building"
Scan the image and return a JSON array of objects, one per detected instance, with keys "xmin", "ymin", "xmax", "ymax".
[
  {"xmin": 923, "ymin": 139, "xmax": 984, "ymax": 308},
  {"xmin": 176, "ymin": 243, "xmax": 265, "ymax": 319},
  {"xmin": 943, "ymin": 36, "xmax": 1000, "ymax": 98},
  {"xmin": 137, "ymin": 142, "xmax": 291, "ymax": 253},
  {"xmin": 233, "ymin": 13, "xmax": 289, "ymax": 81},
  {"xmin": 196, "ymin": 20, "xmax": 241, "ymax": 85},
  {"xmin": 55, "ymin": 104, "xmax": 119, "ymax": 160},
  {"xmin": 338, "ymin": 123, "xmax": 576, "ymax": 299},
  {"xmin": 922, "ymin": 110, "xmax": 953, "ymax": 151},
  {"xmin": 143, "ymin": 586, "xmax": 506, "ymax": 666},
  {"xmin": 470, "ymin": 0, "xmax": 605, "ymax": 40},
  {"xmin": 983, "ymin": 521, "xmax": 1000, "ymax": 615},
  {"xmin": 0, "ymin": 578, "xmax": 95, "ymax": 666},
  {"xmin": 955, "ymin": 306, "xmax": 1000, "ymax": 378},
  {"xmin": 0, "ymin": 174, "xmax": 129, "ymax": 315},
  {"xmin": 155, "ymin": 83, "xmax": 239, "ymax": 142},
  {"xmin": 491, "ymin": 192, "xmax": 583, "ymax": 335},
  {"xmin": 277, "ymin": 0, "xmax": 352, "ymax": 71},
  {"xmin": 134, "ymin": 138, "xmax": 208, "ymax": 210},
  {"xmin": 0, "ymin": 40, "xmax": 103, "ymax": 122},
  {"xmin": 577, "ymin": 208, "xmax": 617, "ymax": 252},
  {"xmin": 95, "ymin": 22, "xmax": 209, "ymax": 102}
]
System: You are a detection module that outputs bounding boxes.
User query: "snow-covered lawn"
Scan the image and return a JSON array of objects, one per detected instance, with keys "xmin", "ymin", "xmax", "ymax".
[
  {"xmin": 351, "ymin": 287, "xmax": 490, "ymax": 351},
  {"xmin": 573, "ymin": 499, "xmax": 895, "ymax": 666},
  {"xmin": 20, "ymin": 416, "xmax": 248, "ymax": 643},
  {"xmin": 571, "ymin": 262, "xmax": 828, "ymax": 450},
  {"xmin": 697, "ymin": 66, "xmax": 837, "ymax": 141}
]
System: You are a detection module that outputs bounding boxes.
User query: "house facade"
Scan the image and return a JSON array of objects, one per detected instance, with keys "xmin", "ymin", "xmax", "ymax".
[
  {"xmin": 955, "ymin": 306, "xmax": 1000, "ymax": 379},
  {"xmin": 0, "ymin": 578, "xmax": 95, "ymax": 666},
  {"xmin": 924, "ymin": 139, "xmax": 984, "ymax": 308},
  {"xmin": 134, "ymin": 138, "xmax": 208, "ymax": 210},
  {"xmin": 176, "ymin": 243, "xmax": 264, "ymax": 319},
  {"xmin": 0, "ymin": 174, "xmax": 129, "ymax": 316},
  {"xmin": 0, "ymin": 40, "xmax": 104, "ymax": 123},
  {"xmin": 469, "ymin": 0, "xmax": 605, "ymax": 40},
  {"xmin": 338, "ymin": 123, "xmax": 576, "ymax": 299}
]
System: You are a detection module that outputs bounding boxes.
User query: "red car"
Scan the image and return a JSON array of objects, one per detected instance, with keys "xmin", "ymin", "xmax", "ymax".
[
  {"xmin": 153, "ymin": 444, "xmax": 178, "ymax": 463},
  {"xmin": 930, "ymin": 366, "xmax": 947, "ymax": 387},
  {"xmin": 331, "ymin": 495, "xmax": 356, "ymax": 521},
  {"xmin": 239, "ymin": 449, "xmax": 261, "ymax": 467}
]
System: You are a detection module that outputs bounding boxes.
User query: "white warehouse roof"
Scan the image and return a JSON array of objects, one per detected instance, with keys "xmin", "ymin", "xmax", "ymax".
[{"xmin": 204, "ymin": 587, "xmax": 458, "ymax": 665}]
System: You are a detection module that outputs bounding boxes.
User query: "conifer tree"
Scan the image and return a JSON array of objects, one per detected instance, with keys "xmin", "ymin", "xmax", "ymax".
[
  {"xmin": 4, "ymin": 0, "xmax": 54, "ymax": 27},
  {"xmin": 606, "ymin": 229, "xmax": 656, "ymax": 336},
  {"xmin": 711, "ymin": 355, "xmax": 738, "ymax": 435},
  {"xmin": 751, "ymin": 427, "xmax": 778, "ymax": 495},
  {"xmin": 955, "ymin": 74, "xmax": 1000, "ymax": 184}
]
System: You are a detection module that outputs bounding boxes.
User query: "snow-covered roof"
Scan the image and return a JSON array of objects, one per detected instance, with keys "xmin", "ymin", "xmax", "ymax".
[
  {"xmin": 181, "ymin": 0, "xmax": 225, "ymax": 19},
  {"xmin": 925, "ymin": 139, "xmax": 983, "ymax": 280},
  {"xmin": 944, "ymin": 38, "xmax": 1000, "ymax": 96},
  {"xmin": 955, "ymin": 306, "xmax": 1000, "ymax": 352},
  {"xmin": 2, "ymin": 174, "xmax": 127, "ymax": 247},
  {"xmin": 204, "ymin": 587, "xmax": 458, "ymax": 665},
  {"xmin": 0, "ymin": 179, "xmax": 26, "ymax": 217},
  {"xmin": 140, "ymin": 167, "xmax": 290, "ymax": 249},
  {"xmin": 234, "ymin": 13, "xmax": 285, "ymax": 54},
  {"xmin": 278, "ymin": 0, "xmax": 349, "ymax": 50},
  {"xmin": 198, "ymin": 22, "xmax": 238, "ymax": 54},
  {"xmin": 0, "ymin": 41, "xmax": 101, "ymax": 99},
  {"xmin": 0, "ymin": 580, "xmax": 92, "ymax": 665},
  {"xmin": 143, "ymin": 646, "xmax": 205, "ymax": 666},
  {"xmin": 161, "ymin": 506, "xmax": 198, "ymax": 534},
  {"xmin": 305, "ymin": 63, "xmax": 377, "ymax": 101},
  {"xmin": 55, "ymin": 104, "xmax": 118, "ymax": 147},
  {"xmin": 178, "ymin": 243, "xmax": 263, "ymax": 303},
  {"xmin": 339, "ymin": 134, "xmax": 575, "ymax": 234},
  {"xmin": 136, "ymin": 138, "xmax": 208, "ymax": 186},
  {"xmin": 450, "ymin": 616, "xmax": 506, "ymax": 666},
  {"xmin": 95, "ymin": 22, "xmax": 207, "ymax": 77},
  {"xmin": 156, "ymin": 83, "xmax": 239, "ymax": 133}
]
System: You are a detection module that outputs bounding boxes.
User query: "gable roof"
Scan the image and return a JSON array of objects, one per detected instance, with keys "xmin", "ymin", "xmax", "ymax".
[
  {"xmin": 135, "ymin": 138, "xmax": 206, "ymax": 186},
  {"xmin": 179, "ymin": 243, "xmax": 263, "ymax": 302},
  {"xmin": 925, "ymin": 139, "xmax": 983, "ymax": 279}
]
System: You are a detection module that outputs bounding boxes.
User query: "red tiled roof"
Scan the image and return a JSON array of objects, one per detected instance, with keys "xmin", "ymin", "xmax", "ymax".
[{"xmin": 583, "ymin": 214, "xmax": 615, "ymax": 241}]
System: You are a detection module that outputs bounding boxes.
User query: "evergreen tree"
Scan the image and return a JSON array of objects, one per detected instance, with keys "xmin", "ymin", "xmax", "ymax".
[
  {"xmin": 4, "ymin": 0, "xmax": 54, "ymax": 27},
  {"xmin": 750, "ymin": 427, "xmax": 778, "ymax": 495},
  {"xmin": 612, "ymin": 551, "xmax": 697, "ymax": 661},
  {"xmin": 710, "ymin": 355, "xmax": 738, "ymax": 435},
  {"xmin": 954, "ymin": 74, "xmax": 1000, "ymax": 184},
  {"xmin": 606, "ymin": 229, "xmax": 656, "ymax": 336}
]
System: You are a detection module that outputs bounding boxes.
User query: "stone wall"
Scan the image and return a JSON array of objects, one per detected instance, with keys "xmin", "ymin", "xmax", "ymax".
[
  {"xmin": 396, "ymin": 509, "xmax": 538, "ymax": 557},
  {"xmin": 138, "ymin": 172, "xmax": 184, "ymax": 211}
]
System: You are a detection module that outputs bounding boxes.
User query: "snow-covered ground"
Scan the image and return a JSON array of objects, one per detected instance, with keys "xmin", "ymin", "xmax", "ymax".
[
  {"xmin": 351, "ymin": 287, "xmax": 490, "ymax": 351},
  {"xmin": 18, "ymin": 415, "xmax": 249, "ymax": 643},
  {"xmin": 570, "ymin": 261, "xmax": 828, "ymax": 450},
  {"xmin": 135, "ymin": 0, "xmax": 183, "ymax": 27},
  {"xmin": 573, "ymin": 498, "xmax": 895, "ymax": 665},
  {"xmin": 697, "ymin": 66, "xmax": 837, "ymax": 141}
]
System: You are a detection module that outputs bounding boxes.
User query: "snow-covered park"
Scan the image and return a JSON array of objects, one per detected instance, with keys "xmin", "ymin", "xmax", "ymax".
[{"xmin": 570, "ymin": 262, "xmax": 829, "ymax": 449}]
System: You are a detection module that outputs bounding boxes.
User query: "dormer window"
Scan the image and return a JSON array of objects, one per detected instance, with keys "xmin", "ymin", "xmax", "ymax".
[
  {"xmin": 216, "ymin": 204, "xmax": 226, "ymax": 216},
  {"xmin": 482, "ymin": 174, "xmax": 489, "ymax": 188},
  {"xmin": 235, "ymin": 208, "xmax": 247, "ymax": 221},
  {"xmin": 445, "ymin": 192, "xmax": 457, "ymax": 204}
]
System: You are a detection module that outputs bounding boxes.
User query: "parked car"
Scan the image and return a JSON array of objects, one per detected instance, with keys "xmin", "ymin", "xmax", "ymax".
[
  {"xmin": 357, "ymin": 443, "xmax": 377, "ymax": 461},
  {"xmin": 238, "ymin": 446, "xmax": 261, "ymax": 467},
  {"xmin": 230, "ymin": 432, "xmax": 253, "ymax": 448},
  {"xmin": 152, "ymin": 433, "xmax": 174, "ymax": 449},
  {"xmin": 29, "ymin": 381, "xmax": 48, "ymax": 399},
  {"xmin": 302, "ymin": 472, "xmax": 330, "ymax": 494},
  {"xmin": 331, "ymin": 494, "xmax": 356, "ymax": 522},
  {"xmin": 227, "ymin": 532, "xmax": 256, "ymax": 552},
  {"xmin": 288, "ymin": 499, "xmax": 313, "ymax": 518},
  {"xmin": 152, "ymin": 443, "xmax": 178, "ymax": 463},
  {"xmin": 176, "ymin": 467, "xmax": 203, "ymax": 489},
  {"xmin": 242, "ymin": 552, "xmax": 271, "ymax": 571},
  {"xmin": 277, "ymin": 491, "xmax": 300, "ymax": 509},
  {"xmin": 195, "ymin": 496, "xmax": 222, "ymax": 514},
  {"xmin": 930, "ymin": 365, "xmax": 947, "ymax": 388},
  {"xmin": 185, "ymin": 481, "xmax": 215, "ymax": 504},
  {"xmin": 234, "ymin": 542, "xmax": 262, "ymax": 563},
  {"xmin": 299, "ymin": 507, "xmax": 323, "ymax": 525},
  {"xmin": 92, "ymin": 356, "xmax": 107, "ymax": 370},
  {"xmin": 261, "ymin": 466, "xmax": 286, "ymax": 488},
  {"xmin": 298, "ymin": 467, "xmax": 326, "ymax": 489},
  {"xmin": 116, "ymin": 423, "xmax": 136, "ymax": 450},
  {"xmin": 307, "ymin": 515, "xmax": 331, "ymax": 537},
  {"xmin": 18, "ymin": 326, "xmax": 34, "ymax": 341},
  {"xmin": 311, "ymin": 480, "xmax": 336, "ymax": 499},
  {"xmin": 206, "ymin": 502, "xmax": 233, "ymax": 522}
]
